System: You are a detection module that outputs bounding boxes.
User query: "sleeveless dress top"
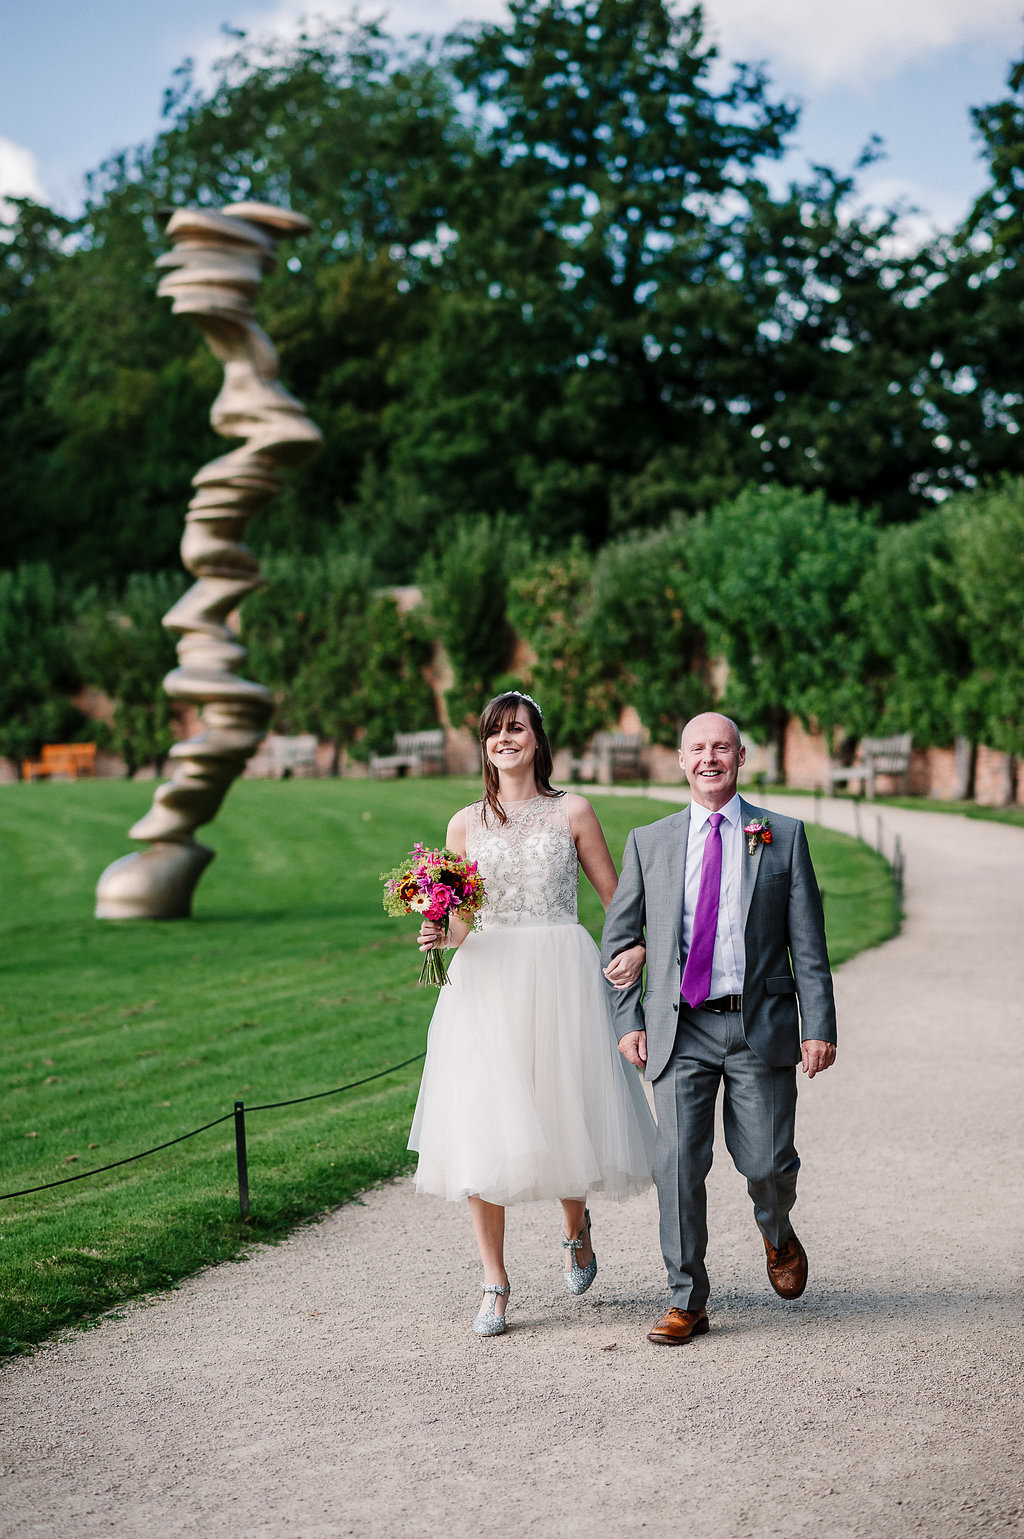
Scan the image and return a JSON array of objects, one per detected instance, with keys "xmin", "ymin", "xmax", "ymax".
[{"xmin": 408, "ymin": 795, "xmax": 655, "ymax": 1205}]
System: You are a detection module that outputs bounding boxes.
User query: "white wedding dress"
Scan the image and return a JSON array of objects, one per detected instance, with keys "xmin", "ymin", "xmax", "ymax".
[{"xmin": 408, "ymin": 793, "xmax": 656, "ymax": 1205}]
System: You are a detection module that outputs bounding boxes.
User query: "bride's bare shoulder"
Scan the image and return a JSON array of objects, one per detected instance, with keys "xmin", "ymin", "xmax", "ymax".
[
  {"xmin": 446, "ymin": 804, "xmax": 475, "ymax": 853},
  {"xmin": 562, "ymin": 791, "xmax": 602, "ymax": 831}
]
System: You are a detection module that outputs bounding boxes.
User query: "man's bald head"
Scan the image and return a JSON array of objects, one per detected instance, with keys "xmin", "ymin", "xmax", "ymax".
[
  {"xmin": 680, "ymin": 712, "xmax": 741, "ymax": 753},
  {"xmin": 679, "ymin": 712, "xmax": 745, "ymax": 811}
]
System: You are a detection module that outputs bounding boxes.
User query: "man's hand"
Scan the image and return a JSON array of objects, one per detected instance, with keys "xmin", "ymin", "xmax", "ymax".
[
  {"xmin": 618, "ymin": 1030, "xmax": 647, "ymax": 1069},
  {"xmin": 801, "ymin": 1039, "xmax": 836, "ymax": 1078}
]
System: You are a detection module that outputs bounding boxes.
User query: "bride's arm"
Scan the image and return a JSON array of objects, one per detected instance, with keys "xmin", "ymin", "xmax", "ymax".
[
  {"xmin": 567, "ymin": 793, "xmax": 618, "ymax": 908},
  {"xmin": 568, "ymin": 794, "xmax": 645, "ymax": 988},
  {"xmin": 418, "ymin": 807, "xmax": 471, "ymax": 952}
]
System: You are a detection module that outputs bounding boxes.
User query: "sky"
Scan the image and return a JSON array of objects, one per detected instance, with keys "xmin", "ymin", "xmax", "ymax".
[{"xmin": 2, "ymin": 0, "xmax": 1022, "ymax": 235}]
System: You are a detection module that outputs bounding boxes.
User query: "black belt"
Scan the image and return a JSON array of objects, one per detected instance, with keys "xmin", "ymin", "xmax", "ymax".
[{"xmin": 701, "ymin": 994, "xmax": 743, "ymax": 1014}]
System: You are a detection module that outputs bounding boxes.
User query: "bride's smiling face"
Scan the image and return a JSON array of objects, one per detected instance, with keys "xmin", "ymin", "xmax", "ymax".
[{"xmin": 484, "ymin": 710, "xmax": 537, "ymax": 773}]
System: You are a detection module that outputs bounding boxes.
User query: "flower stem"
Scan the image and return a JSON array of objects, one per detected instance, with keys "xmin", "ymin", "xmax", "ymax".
[{"xmin": 418, "ymin": 948, "xmax": 450, "ymax": 988}]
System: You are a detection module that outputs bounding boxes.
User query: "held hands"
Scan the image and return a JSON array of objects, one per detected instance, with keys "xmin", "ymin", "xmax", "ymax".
[
  {"xmin": 603, "ymin": 944, "xmax": 646, "ymax": 990},
  {"xmin": 801, "ymin": 1039, "xmax": 836, "ymax": 1078}
]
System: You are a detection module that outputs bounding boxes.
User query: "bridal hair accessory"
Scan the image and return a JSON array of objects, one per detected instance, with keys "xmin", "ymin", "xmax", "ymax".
[
  {"xmin": 743, "ymin": 818, "xmax": 772, "ymax": 855},
  {"xmin": 512, "ymin": 691, "xmax": 543, "ymax": 718}
]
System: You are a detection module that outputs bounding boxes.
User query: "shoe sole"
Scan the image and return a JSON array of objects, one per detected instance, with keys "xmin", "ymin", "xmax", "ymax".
[{"xmin": 646, "ymin": 1317, "xmax": 710, "ymax": 1346}]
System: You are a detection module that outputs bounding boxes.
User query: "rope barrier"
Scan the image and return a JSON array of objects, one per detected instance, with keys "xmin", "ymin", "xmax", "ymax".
[
  {"xmin": 0, "ymin": 1112, "xmax": 236, "ymax": 1201},
  {"xmin": 244, "ymin": 1052, "xmax": 427, "ymax": 1113},
  {"xmin": 0, "ymin": 1051, "xmax": 427, "ymax": 1213}
]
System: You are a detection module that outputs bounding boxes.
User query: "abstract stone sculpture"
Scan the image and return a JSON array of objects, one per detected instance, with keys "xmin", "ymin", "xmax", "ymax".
[{"xmin": 95, "ymin": 202, "xmax": 323, "ymax": 920}]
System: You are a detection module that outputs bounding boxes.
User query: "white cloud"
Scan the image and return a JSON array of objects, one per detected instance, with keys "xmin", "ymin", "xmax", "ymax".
[
  {"xmin": 0, "ymin": 137, "xmax": 46, "ymax": 214},
  {"xmin": 847, "ymin": 172, "xmax": 971, "ymax": 252},
  {"xmin": 700, "ymin": 0, "xmax": 1022, "ymax": 86},
  {"xmin": 179, "ymin": 0, "xmax": 1019, "ymax": 91},
  {"xmin": 856, "ymin": 171, "xmax": 969, "ymax": 234},
  {"xmin": 184, "ymin": 0, "xmax": 506, "ymax": 79}
]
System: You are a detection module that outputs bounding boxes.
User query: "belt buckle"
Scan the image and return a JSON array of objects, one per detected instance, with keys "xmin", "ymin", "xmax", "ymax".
[{"xmin": 705, "ymin": 993, "xmax": 740, "ymax": 1014}]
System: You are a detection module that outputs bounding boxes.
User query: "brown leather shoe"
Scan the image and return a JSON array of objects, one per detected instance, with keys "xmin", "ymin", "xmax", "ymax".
[
  {"xmin": 763, "ymin": 1230, "xmax": 808, "ymax": 1299},
  {"xmin": 646, "ymin": 1306, "xmax": 709, "ymax": 1346}
]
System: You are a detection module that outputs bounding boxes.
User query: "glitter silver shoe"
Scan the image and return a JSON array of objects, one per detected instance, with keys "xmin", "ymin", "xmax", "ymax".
[
  {"xmin": 562, "ymin": 1208, "xmax": 597, "ymax": 1295},
  {"xmin": 473, "ymin": 1281, "xmax": 510, "ymax": 1336}
]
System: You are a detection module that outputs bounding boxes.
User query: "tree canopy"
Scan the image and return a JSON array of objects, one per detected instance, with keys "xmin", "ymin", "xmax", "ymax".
[
  {"xmin": 6, "ymin": 8, "xmax": 1024, "ymax": 592},
  {"xmin": 4, "ymin": 6, "xmax": 1024, "ymax": 782}
]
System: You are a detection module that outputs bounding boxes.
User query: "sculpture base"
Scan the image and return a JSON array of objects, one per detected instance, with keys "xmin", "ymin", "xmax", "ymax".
[{"xmin": 95, "ymin": 841, "xmax": 216, "ymax": 920}]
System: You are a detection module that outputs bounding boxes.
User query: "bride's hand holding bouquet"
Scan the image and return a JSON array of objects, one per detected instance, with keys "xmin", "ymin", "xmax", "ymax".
[{"xmin": 381, "ymin": 843, "xmax": 486, "ymax": 987}]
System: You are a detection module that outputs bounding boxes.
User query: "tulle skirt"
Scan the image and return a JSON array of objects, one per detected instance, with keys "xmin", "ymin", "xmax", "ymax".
[{"xmin": 408, "ymin": 921, "xmax": 656, "ymax": 1205}]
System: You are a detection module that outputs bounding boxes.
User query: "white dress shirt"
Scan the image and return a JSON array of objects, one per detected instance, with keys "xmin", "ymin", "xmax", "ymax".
[{"xmin": 682, "ymin": 792, "xmax": 745, "ymax": 996}]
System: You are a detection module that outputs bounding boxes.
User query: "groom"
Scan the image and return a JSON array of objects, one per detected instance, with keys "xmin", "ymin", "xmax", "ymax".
[{"xmin": 601, "ymin": 712, "xmax": 837, "ymax": 1345}]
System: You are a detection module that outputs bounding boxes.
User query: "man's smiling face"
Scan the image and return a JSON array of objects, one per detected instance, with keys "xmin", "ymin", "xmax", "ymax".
[{"xmin": 679, "ymin": 713, "xmax": 745, "ymax": 811}]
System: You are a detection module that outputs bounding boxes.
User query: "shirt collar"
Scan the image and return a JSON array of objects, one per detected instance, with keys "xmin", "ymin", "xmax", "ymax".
[{"xmin": 690, "ymin": 792, "xmax": 742, "ymax": 832}]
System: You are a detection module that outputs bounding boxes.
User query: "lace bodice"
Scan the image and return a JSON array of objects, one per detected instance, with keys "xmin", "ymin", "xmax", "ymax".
[{"xmin": 466, "ymin": 795, "xmax": 578, "ymax": 928}]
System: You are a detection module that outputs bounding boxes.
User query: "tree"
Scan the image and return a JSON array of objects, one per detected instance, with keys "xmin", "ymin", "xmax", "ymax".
[
  {"xmin": 417, "ymin": 515, "xmax": 526, "ymax": 728},
  {"xmin": 507, "ymin": 542, "xmax": 618, "ymax": 753},
  {"xmin": 721, "ymin": 166, "xmax": 957, "ymax": 523},
  {"xmin": 392, "ymin": 0, "xmax": 801, "ymax": 546},
  {"xmin": 925, "ymin": 54, "xmax": 1024, "ymax": 496},
  {"xmin": 73, "ymin": 573, "xmax": 182, "ymax": 774},
  {"xmin": 0, "ymin": 565, "xmax": 86, "ymax": 768},
  {"xmin": 689, "ymin": 487, "xmax": 879, "ymax": 778},
  {"xmin": 948, "ymin": 478, "xmax": 1024, "ymax": 758},
  {"xmin": 590, "ymin": 521, "xmax": 711, "ymax": 744},
  {"xmin": 242, "ymin": 550, "xmax": 436, "ymax": 766},
  {"xmin": 0, "ymin": 21, "xmax": 464, "ymax": 589},
  {"xmin": 855, "ymin": 510, "xmax": 976, "ymax": 750},
  {"xmin": 393, "ymin": 0, "xmax": 953, "ymax": 540},
  {"xmin": 0, "ymin": 201, "xmax": 77, "ymax": 575}
]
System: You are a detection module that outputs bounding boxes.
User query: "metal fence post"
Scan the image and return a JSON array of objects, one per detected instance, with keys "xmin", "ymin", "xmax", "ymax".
[
  {"xmin": 893, "ymin": 836, "xmax": 905, "ymax": 927},
  {"xmin": 234, "ymin": 1101, "xmax": 250, "ymax": 1220}
]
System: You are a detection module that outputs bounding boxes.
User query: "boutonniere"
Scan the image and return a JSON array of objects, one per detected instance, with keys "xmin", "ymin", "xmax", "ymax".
[{"xmin": 743, "ymin": 818, "xmax": 772, "ymax": 855}]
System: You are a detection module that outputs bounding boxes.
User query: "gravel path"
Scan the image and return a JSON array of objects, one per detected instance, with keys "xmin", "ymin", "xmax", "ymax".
[{"xmin": 3, "ymin": 796, "xmax": 1023, "ymax": 1539}]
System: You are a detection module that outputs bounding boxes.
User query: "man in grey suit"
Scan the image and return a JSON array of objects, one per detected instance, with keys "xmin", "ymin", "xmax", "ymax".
[{"xmin": 601, "ymin": 712, "xmax": 837, "ymax": 1345}]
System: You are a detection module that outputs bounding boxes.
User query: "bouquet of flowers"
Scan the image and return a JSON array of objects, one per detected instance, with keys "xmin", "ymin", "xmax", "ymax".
[{"xmin": 381, "ymin": 843, "xmax": 486, "ymax": 987}]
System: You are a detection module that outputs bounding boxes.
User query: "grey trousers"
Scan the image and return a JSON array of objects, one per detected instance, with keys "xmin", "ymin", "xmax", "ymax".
[{"xmin": 651, "ymin": 1005, "xmax": 799, "ymax": 1311}]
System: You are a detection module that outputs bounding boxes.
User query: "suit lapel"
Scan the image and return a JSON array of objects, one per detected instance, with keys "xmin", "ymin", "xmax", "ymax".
[
  {"xmin": 739, "ymin": 797, "xmax": 764, "ymax": 932},
  {"xmin": 667, "ymin": 805, "xmax": 691, "ymax": 943}
]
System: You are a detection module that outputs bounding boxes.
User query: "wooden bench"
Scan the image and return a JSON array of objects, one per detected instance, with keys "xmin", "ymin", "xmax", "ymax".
[
  {"xmin": 21, "ymin": 743, "xmax": 97, "ymax": 781},
  {"xmin": 249, "ymin": 734, "xmax": 319, "ymax": 778},
  {"xmin": 595, "ymin": 731, "xmax": 645, "ymax": 783},
  {"xmin": 571, "ymin": 732, "xmax": 646, "ymax": 784},
  {"xmin": 827, "ymin": 732, "xmax": 912, "ymax": 799},
  {"xmin": 369, "ymin": 729, "xmax": 446, "ymax": 779}
]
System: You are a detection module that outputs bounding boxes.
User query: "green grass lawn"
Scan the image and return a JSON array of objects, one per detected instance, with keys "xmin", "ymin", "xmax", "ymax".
[{"xmin": 0, "ymin": 778, "xmax": 895, "ymax": 1356}]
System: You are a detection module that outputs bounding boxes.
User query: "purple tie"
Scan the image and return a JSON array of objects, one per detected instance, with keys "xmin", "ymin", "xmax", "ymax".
[{"xmin": 681, "ymin": 812, "xmax": 724, "ymax": 1008}]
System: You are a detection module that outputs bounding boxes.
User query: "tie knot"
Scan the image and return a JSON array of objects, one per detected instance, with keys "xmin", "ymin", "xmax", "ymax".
[{"xmin": 708, "ymin": 813, "xmax": 723, "ymax": 829}]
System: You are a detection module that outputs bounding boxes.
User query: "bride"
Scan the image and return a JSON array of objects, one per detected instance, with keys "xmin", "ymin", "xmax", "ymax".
[{"xmin": 409, "ymin": 690, "xmax": 656, "ymax": 1336}]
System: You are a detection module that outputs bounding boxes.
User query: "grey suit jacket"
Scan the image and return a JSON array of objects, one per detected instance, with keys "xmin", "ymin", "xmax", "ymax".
[{"xmin": 601, "ymin": 799, "xmax": 837, "ymax": 1080}]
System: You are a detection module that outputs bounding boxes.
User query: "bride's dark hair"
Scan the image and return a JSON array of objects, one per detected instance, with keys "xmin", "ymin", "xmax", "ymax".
[{"xmin": 478, "ymin": 691, "xmax": 561, "ymax": 826}]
